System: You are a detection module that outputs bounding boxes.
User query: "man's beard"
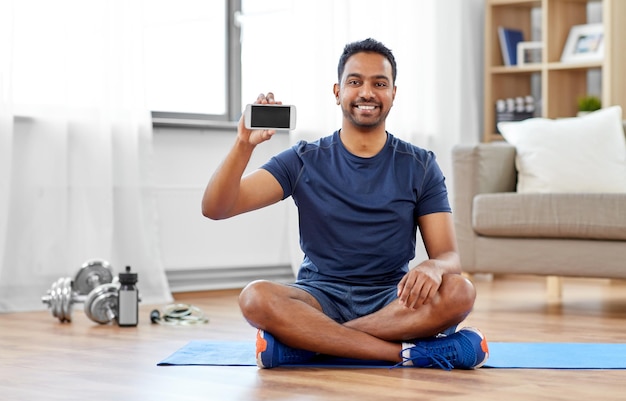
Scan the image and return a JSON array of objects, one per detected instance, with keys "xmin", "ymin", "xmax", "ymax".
[{"xmin": 342, "ymin": 101, "xmax": 390, "ymax": 130}]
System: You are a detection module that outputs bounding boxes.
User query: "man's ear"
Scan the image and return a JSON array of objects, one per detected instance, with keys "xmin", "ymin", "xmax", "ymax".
[{"xmin": 333, "ymin": 83, "xmax": 340, "ymax": 104}]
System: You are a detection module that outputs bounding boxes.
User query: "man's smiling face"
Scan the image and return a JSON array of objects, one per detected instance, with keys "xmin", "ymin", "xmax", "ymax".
[{"xmin": 334, "ymin": 51, "xmax": 396, "ymax": 131}]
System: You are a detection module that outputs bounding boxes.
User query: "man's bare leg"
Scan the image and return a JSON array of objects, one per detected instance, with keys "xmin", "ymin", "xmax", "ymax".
[
  {"xmin": 345, "ymin": 274, "xmax": 476, "ymax": 341},
  {"xmin": 238, "ymin": 274, "xmax": 475, "ymax": 363}
]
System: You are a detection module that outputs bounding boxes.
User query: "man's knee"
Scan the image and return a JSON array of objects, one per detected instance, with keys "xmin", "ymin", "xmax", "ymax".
[
  {"xmin": 238, "ymin": 280, "xmax": 274, "ymax": 320},
  {"xmin": 442, "ymin": 274, "xmax": 476, "ymax": 313}
]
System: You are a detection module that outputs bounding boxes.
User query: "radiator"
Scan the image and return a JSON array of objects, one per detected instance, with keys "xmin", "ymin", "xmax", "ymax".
[{"xmin": 165, "ymin": 265, "xmax": 294, "ymax": 293}]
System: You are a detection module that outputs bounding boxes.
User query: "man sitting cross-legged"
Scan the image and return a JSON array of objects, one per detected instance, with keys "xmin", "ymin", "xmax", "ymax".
[{"xmin": 201, "ymin": 38, "xmax": 489, "ymax": 370}]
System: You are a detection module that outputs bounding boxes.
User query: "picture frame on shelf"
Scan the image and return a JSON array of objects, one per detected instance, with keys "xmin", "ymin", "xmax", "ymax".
[
  {"xmin": 517, "ymin": 42, "xmax": 542, "ymax": 66},
  {"xmin": 561, "ymin": 23, "xmax": 604, "ymax": 63}
]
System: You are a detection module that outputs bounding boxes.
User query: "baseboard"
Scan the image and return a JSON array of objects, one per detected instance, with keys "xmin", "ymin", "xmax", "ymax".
[{"xmin": 165, "ymin": 265, "xmax": 295, "ymax": 293}]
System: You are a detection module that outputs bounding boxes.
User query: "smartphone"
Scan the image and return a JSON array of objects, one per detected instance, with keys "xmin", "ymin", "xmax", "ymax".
[{"xmin": 244, "ymin": 104, "xmax": 297, "ymax": 130}]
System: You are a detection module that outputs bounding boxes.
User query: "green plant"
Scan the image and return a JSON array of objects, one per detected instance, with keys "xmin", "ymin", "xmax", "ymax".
[{"xmin": 577, "ymin": 95, "xmax": 602, "ymax": 112}]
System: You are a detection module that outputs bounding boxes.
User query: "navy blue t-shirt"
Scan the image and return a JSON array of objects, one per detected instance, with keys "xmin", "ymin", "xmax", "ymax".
[{"xmin": 261, "ymin": 131, "xmax": 451, "ymax": 286}]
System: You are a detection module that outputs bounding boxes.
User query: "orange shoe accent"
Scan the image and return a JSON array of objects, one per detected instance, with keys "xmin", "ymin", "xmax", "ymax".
[
  {"xmin": 256, "ymin": 329, "xmax": 268, "ymax": 355},
  {"xmin": 480, "ymin": 335, "xmax": 489, "ymax": 354}
]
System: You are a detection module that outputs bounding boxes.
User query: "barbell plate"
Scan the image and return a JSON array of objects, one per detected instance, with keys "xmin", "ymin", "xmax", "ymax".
[
  {"xmin": 73, "ymin": 259, "xmax": 114, "ymax": 295},
  {"xmin": 84, "ymin": 283, "xmax": 119, "ymax": 324}
]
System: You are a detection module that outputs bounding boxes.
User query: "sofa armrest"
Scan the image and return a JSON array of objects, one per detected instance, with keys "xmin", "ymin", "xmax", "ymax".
[
  {"xmin": 454, "ymin": 143, "xmax": 517, "ymax": 194},
  {"xmin": 451, "ymin": 143, "xmax": 517, "ymax": 270}
]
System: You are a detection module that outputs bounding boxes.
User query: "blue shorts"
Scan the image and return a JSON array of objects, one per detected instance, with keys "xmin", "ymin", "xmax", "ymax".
[{"xmin": 289, "ymin": 277, "xmax": 399, "ymax": 324}]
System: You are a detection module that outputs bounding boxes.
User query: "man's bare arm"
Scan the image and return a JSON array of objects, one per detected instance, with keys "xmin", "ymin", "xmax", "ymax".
[
  {"xmin": 201, "ymin": 93, "xmax": 284, "ymax": 220},
  {"xmin": 396, "ymin": 212, "xmax": 461, "ymax": 308}
]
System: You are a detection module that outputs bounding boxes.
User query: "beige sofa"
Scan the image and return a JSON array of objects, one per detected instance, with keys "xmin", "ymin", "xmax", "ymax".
[{"xmin": 451, "ymin": 141, "xmax": 626, "ymax": 296}]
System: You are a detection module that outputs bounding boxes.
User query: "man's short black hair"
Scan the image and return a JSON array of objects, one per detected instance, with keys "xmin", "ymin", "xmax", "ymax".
[{"xmin": 337, "ymin": 38, "xmax": 397, "ymax": 84}]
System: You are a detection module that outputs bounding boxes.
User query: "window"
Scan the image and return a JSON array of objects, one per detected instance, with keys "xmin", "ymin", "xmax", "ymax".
[{"xmin": 145, "ymin": 0, "xmax": 241, "ymax": 122}]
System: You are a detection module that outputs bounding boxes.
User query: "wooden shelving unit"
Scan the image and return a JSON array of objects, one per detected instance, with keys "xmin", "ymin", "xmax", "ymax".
[{"xmin": 483, "ymin": 0, "xmax": 626, "ymax": 142}]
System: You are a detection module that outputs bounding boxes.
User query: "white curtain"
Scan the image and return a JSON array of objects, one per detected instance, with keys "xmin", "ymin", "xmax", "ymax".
[
  {"xmin": 240, "ymin": 0, "xmax": 484, "ymax": 275},
  {"xmin": 0, "ymin": 0, "xmax": 172, "ymax": 312}
]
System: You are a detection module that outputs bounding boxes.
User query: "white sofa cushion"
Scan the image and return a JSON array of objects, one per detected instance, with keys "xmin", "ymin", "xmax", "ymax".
[{"xmin": 497, "ymin": 106, "xmax": 626, "ymax": 193}]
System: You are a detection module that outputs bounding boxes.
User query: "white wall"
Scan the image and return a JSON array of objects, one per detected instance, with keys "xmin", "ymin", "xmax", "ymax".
[{"xmin": 152, "ymin": 126, "xmax": 293, "ymax": 288}]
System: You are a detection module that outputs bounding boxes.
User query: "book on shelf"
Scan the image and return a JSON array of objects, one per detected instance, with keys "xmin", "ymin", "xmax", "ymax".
[{"xmin": 498, "ymin": 26, "xmax": 524, "ymax": 66}]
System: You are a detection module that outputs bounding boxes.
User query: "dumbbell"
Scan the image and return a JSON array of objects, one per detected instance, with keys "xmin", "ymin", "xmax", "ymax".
[
  {"xmin": 83, "ymin": 271, "xmax": 142, "ymax": 325},
  {"xmin": 41, "ymin": 259, "xmax": 115, "ymax": 322}
]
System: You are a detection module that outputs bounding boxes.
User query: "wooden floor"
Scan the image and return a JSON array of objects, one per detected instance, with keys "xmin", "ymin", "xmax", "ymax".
[{"xmin": 1, "ymin": 275, "xmax": 625, "ymax": 401}]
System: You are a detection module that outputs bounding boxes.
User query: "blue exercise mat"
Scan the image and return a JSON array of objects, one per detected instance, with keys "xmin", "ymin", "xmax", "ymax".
[
  {"xmin": 157, "ymin": 341, "xmax": 391, "ymax": 368},
  {"xmin": 486, "ymin": 342, "xmax": 626, "ymax": 369},
  {"xmin": 158, "ymin": 340, "xmax": 626, "ymax": 369}
]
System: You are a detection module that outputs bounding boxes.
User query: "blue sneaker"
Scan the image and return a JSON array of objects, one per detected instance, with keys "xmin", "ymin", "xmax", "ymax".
[
  {"xmin": 256, "ymin": 329, "xmax": 316, "ymax": 368},
  {"xmin": 400, "ymin": 327, "xmax": 489, "ymax": 370},
  {"xmin": 437, "ymin": 324, "xmax": 458, "ymax": 338}
]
